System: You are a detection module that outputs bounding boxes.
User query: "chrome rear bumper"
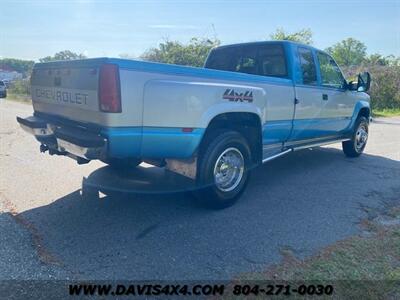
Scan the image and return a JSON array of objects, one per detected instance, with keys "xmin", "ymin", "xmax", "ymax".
[
  {"xmin": 17, "ymin": 115, "xmax": 106, "ymax": 161},
  {"xmin": 56, "ymin": 138, "xmax": 105, "ymax": 160}
]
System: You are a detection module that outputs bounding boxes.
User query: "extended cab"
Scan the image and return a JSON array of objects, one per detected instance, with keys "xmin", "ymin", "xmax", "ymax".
[{"xmin": 17, "ymin": 41, "xmax": 371, "ymax": 208}]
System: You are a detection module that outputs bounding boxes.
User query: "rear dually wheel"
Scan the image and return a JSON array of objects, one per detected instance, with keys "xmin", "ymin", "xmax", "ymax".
[{"xmin": 195, "ymin": 131, "xmax": 251, "ymax": 209}]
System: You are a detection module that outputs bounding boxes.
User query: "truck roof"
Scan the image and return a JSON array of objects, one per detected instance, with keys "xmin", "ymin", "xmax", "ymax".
[{"xmin": 213, "ymin": 40, "xmax": 317, "ymax": 51}]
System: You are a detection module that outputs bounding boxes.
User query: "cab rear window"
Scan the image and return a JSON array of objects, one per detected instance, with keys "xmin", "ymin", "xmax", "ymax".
[{"xmin": 205, "ymin": 44, "xmax": 287, "ymax": 78}]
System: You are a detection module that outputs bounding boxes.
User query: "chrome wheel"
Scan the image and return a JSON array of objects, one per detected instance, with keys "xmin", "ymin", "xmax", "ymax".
[
  {"xmin": 213, "ymin": 147, "xmax": 244, "ymax": 192},
  {"xmin": 355, "ymin": 123, "xmax": 368, "ymax": 152}
]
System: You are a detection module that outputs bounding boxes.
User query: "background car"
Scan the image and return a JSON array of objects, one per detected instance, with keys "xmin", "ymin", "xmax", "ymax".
[{"xmin": 0, "ymin": 80, "xmax": 7, "ymax": 98}]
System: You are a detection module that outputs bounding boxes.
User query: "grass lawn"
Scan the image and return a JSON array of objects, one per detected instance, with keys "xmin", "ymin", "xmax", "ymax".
[
  {"xmin": 372, "ymin": 108, "xmax": 400, "ymax": 118},
  {"xmin": 234, "ymin": 206, "xmax": 400, "ymax": 299}
]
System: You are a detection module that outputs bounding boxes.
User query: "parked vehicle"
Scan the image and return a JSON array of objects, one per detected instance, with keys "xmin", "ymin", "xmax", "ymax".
[
  {"xmin": 2, "ymin": 80, "xmax": 11, "ymax": 88},
  {"xmin": 17, "ymin": 41, "xmax": 371, "ymax": 208},
  {"xmin": 0, "ymin": 80, "xmax": 7, "ymax": 98}
]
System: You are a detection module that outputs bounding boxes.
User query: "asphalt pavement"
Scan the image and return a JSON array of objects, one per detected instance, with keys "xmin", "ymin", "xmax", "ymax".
[{"xmin": 1, "ymin": 100, "xmax": 399, "ymax": 280}]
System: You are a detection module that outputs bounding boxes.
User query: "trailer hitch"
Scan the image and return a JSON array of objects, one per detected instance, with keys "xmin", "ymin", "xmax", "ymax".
[{"xmin": 40, "ymin": 144, "xmax": 49, "ymax": 153}]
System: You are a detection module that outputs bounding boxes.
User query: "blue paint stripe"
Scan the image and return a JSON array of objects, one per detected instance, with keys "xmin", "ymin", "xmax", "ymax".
[
  {"xmin": 141, "ymin": 127, "xmax": 205, "ymax": 158},
  {"xmin": 101, "ymin": 126, "xmax": 205, "ymax": 159},
  {"xmin": 262, "ymin": 117, "xmax": 353, "ymax": 146},
  {"xmin": 264, "ymin": 116, "xmax": 351, "ymax": 124}
]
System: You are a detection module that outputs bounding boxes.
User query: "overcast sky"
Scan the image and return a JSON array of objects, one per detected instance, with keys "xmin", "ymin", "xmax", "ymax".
[{"xmin": 1, "ymin": 0, "xmax": 399, "ymax": 61}]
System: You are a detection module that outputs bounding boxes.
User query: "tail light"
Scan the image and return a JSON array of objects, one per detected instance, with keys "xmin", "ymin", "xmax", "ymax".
[{"xmin": 99, "ymin": 64, "xmax": 121, "ymax": 113}]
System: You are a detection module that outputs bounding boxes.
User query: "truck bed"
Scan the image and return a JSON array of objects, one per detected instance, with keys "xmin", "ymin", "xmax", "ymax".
[{"xmin": 31, "ymin": 57, "xmax": 292, "ymax": 128}]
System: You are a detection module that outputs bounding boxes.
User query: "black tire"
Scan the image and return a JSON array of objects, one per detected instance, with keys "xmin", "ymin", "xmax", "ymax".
[
  {"xmin": 107, "ymin": 158, "xmax": 142, "ymax": 170},
  {"xmin": 342, "ymin": 116, "xmax": 369, "ymax": 157},
  {"xmin": 195, "ymin": 130, "xmax": 251, "ymax": 209}
]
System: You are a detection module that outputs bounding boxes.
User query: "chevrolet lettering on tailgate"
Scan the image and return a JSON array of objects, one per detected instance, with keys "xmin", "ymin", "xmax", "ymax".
[{"xmin": 35, "ymin": 88, "xmax": 89, "ymax": 105}]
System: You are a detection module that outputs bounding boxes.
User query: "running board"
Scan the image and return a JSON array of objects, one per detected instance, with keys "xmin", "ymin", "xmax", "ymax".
[
  {"xmin": 262, "ymin": 149, "xmax": 292, "ymax": 163},
  {"xmin": 292, "ymin": 138, "xmax": 349, "ymax": 151},
  {"xmin": 262, "ymin": 138, "xmax": 350, "ymax": 164}
]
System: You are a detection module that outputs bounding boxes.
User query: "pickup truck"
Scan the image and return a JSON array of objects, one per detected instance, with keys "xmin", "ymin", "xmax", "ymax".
[{"xmin": 17, "ymin": 41, "xmax": 371, "ymax": 209}]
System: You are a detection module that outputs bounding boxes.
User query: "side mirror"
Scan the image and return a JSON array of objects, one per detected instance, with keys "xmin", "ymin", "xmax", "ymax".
[
  {"xmin": 347, "ymin": 81, "xmax": 358, "ymax": 91},
  {"xmin": 357, "ymin": 72, "xmax": 371, "ymax": 92}
]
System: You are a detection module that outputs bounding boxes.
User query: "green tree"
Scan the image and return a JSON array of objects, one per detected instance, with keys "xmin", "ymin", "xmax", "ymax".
[
  {"xmin": 325, "ymin": 38, "xmax": 367, "ymax": 67},
  {"xmin": 343, "ymin": 56, "xmax": 400, "ymax": 110},
  {"xmin": 140, "ymin": 37, "xmax": 220, "ymax": 67},
  {"xmin": 270, "ymin": 28, "xmax": 313, "ymax": 45},
  {"xmin": 369, "ymin": 65, "xmax": 400, "ymax": 109},
  {"xmin": 364, "ymin": 53, "xmax": 390, "ymax": 66},
  {"xmin": 39, "ymin": 50, "xmax": 87, "ymax": 62},
  {"xmin": 363, "ymin": 54, "xmax": 400, "ymax": 67},
  {"xmin": 0, "ymin": 58, "xmax": 34, "ymax": 75},
  {"xmin": 8, "ymin": 79, "xmax": 30, "ymax": 96}
]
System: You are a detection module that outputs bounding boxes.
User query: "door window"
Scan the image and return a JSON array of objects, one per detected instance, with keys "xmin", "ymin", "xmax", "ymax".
[
  {"xmin": 298, "ymin": 47, "xmax": 317, "ymax": 85},
  {"xmin": 317, "ymin": 52, "xmax": 345, "ymax": 89}
]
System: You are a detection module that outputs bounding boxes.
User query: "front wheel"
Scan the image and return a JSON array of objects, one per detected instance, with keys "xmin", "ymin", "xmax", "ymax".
[
  {"xmin": 342, "ymin": 116, "xmax": 369, "ymax": 157},
  {"xmin": 195, "ymin": 131, "xmax": 251, "ymax": 209}
]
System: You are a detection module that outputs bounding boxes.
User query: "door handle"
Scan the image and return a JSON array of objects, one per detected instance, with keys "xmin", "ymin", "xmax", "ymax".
[{"xmin": 322, "ymin": 94, "xmax": 328, "ymax": 101}]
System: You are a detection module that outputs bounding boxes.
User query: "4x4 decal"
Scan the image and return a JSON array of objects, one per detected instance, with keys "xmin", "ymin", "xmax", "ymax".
[{"xmin": 222, "ymin": 89, "xmax": 253, "ymax": 103}]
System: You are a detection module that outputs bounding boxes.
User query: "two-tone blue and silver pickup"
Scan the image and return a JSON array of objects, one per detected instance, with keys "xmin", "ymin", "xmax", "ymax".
[{"xmin": 17, "ymin": 41, "xmax": 372, "ymax": 208}]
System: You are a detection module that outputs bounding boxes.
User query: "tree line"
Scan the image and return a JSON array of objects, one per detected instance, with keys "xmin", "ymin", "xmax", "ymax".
[{"xmin": 2, "ymin": 29, "xmax": 399, "ymax": 110}]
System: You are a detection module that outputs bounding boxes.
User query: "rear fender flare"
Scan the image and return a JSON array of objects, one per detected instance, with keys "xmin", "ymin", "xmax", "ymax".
[{"xmin": 198, "ymin": 102, "xmax": 264, "ymax": 129}]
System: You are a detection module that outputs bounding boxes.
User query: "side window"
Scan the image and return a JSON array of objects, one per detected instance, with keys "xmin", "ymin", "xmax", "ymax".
[
  {"xmin": 236, "ymin": 46, "xmax": 258, "ymax": 75},
  {"xmin": 257, "ymin": 44, "xmax": 287, "ymax": 77},
  {"xmin": 205, "ymin": 47, "xmax": 242, "ymax": 72},
  {"xmin": 298, "ymin": 47, "xmax": 317, "ymax": 85},
  {"xmin": 317, "ymin": 52, "xmax": 345, "ymax": 89},
  {"xmin": 205, "ymin": 44, "xmax": 288, "ymax": 78}
]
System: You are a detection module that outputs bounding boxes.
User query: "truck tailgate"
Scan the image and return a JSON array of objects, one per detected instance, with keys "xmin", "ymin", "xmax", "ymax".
[{"xmin": 31, "ymin": 59, "xmax": 111, "ymax": 125}]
